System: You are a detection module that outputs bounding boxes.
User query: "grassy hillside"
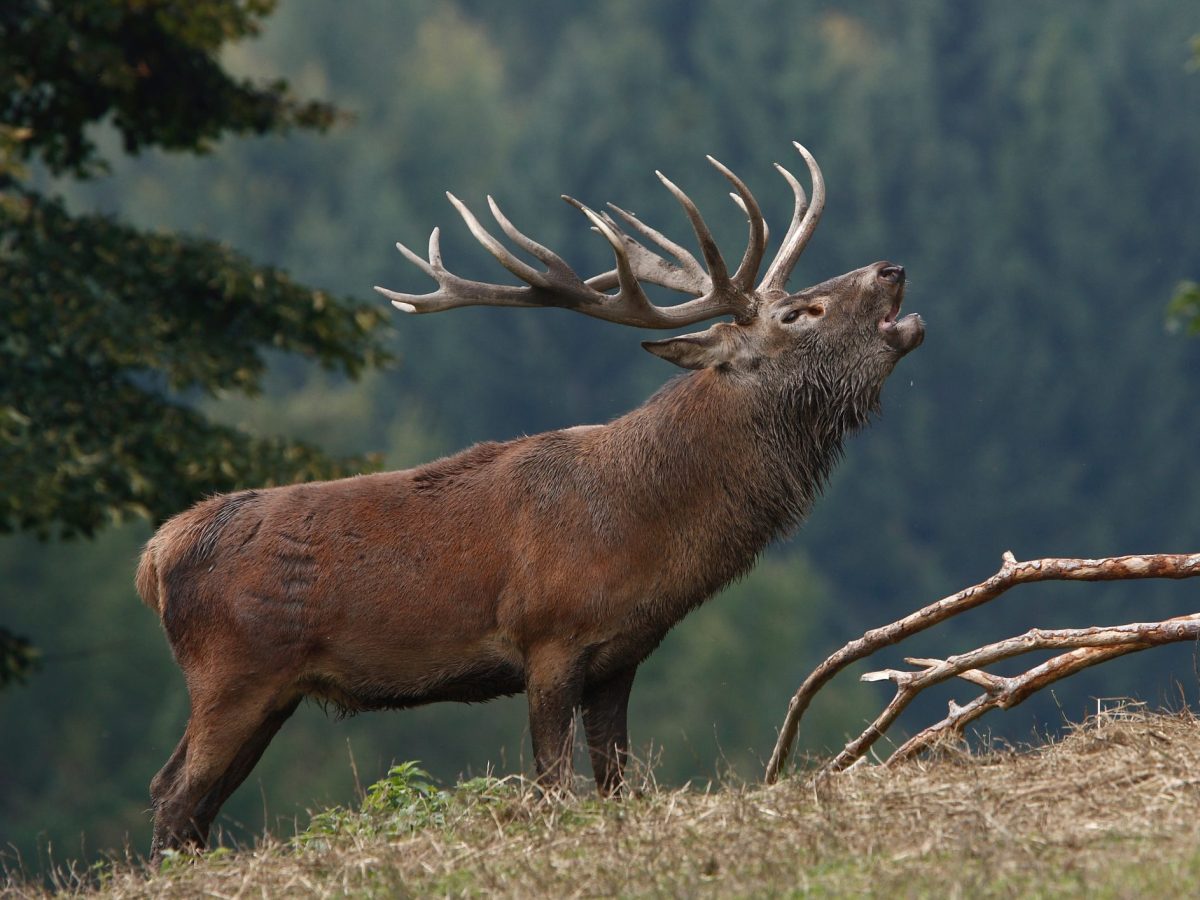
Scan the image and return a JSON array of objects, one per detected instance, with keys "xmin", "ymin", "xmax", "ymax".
[{"xmin": 7, "ymin": 710, "xmax": 1200, "ymax": 898}]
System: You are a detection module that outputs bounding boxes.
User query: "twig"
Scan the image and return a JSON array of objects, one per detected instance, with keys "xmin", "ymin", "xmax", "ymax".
[
  {"xmin": 833, "ymin": 614, "xmax": 1200, "ymax": 772},
  {"xmin": 764, "ymin": 551, "xmax": 1200, "ymax": 783},
  {"xmin": 883, "ymin": 643, "xmax": 1145, "ymax": 765}
]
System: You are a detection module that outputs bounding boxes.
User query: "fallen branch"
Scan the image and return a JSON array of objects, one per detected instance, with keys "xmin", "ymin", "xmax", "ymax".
[
  {"xmin": 836, "ymin": 614, "xmax": 1200, "ymax": 772},
  {"xmin": 883, "ymin": 643, "xmax": 1143, "ymax": 765},
  {"xmin": 764, "ymin": 551, "xmax": 1200, "ymax": 783}
]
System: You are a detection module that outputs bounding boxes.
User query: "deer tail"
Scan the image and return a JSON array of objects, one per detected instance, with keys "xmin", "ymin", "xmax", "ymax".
[{"xmin": 135, "ymin": 538, "xmax": 163, "ymax": 617}]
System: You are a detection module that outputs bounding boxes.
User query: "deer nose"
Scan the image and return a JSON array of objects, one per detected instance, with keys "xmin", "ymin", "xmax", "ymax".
[{"xmin": 878, "ymin": 264, "xmax": 905, "ymax": 285}]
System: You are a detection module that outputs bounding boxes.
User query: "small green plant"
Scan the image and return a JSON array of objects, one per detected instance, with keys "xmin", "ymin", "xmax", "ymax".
[
  {"xmin": 295, "ymin": 761, "xmax": 451, "ymax": 847},
  {"xmin": 361, "ymin": 762, "xmax": 449, "ymax": 828},
  {"xmin": 88, "ymin": 858, "xmax": 113, "ymax": 888}
]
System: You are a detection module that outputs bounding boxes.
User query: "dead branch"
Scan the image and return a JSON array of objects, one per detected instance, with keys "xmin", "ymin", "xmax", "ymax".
[
  {"xmin": 883, "ymin": 643, "xmax": 1143, "ymax": 765},
  {"xmin": 835, "ymin": 614, "xmax": 1200, "ymax": 772},
  {"xmin": 764, "ymin": 551, "xmax": 1200, "ymax": 784}
]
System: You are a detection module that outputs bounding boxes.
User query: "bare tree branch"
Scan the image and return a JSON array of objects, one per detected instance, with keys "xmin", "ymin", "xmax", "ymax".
[
  {"xmin": 836, "ymin": 614, "xmax": 1200, "ymax": 773},
  {"xmin": 883, "ymin": 643, "xmax": 1146, "ymax": 765},
  {"xmin": 764, "ymin": 551, "xmax": 1200, "ymax": 784}
]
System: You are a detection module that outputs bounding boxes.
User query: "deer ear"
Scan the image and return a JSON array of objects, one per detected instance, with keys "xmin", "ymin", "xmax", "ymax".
[{"xmin": 641, "ymin": 324, "xmax": 741, "ymax": 370}]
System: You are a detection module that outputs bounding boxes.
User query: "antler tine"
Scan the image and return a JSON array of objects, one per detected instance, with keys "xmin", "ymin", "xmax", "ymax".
[
  {"xmin": 705, "ymin": 156, "xmax": 767, "ymax": 292},
  {"xmin": 379, "ymin": 232, "xmax": 440, "ymax": 312},
  {"xmin": 589, "ymin": 207, "xmax": 711, "ymax": 295},
  {"xmin": 654, "ymin": 170, "xmax": 731, "ymax": 290},
  {"xmin": 561, "ymin": 193, "xmax": 755, "ymax": 326},
  {"xmin": 445, "ymin": 192, "xmax": 548, "ymax": 287},
  {"xmin": 728, "ymin": 194, "xmax": 770, "ymax": 245},
  {"xmin": 393, "ymin": 234, "xmax": 436, "ymax": 280},
  {"xmin": 561, "ymin": 195, "xmax": 669, "ymax": 320},
  {"xmin": 764, "ymin": 162, "xmax": 808, "ymax": 282},
  {"xmin": 605, "ymin": 203, "xmax": 708, "ymax": 289},
  {"xmin": 427, "ymin": 226, "xmax": 444, "ymax": 269},
  {"xmin": 759, "ymin": 141, "xmax": 825, "ymax": 293},
  {"xmin": 485, "ymin": 196, "xmax": 578, "ymax": 277}
]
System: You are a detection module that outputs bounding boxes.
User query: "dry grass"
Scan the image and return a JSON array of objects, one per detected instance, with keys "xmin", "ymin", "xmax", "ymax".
[{"xmin": 8, "ymin": 709, "xmax": 1200, "ymax": 898}]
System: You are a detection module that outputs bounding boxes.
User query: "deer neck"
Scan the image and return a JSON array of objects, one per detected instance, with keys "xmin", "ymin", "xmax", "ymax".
[{"xmin": 603, "ymin": 368, "xmax": 857, "ymax": 571}]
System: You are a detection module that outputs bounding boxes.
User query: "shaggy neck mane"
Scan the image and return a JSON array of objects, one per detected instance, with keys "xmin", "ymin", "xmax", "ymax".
[{"xmin": 596, "ymin": 364, "xmax": 880, "ymax": 599}]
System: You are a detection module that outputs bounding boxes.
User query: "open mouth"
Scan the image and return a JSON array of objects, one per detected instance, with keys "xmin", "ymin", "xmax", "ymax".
[
  {"xmin": 881, "ymin": 294, "xmax": 902, "ymax": 326},
  {"xmin": 878, "ymin": 280, "xmax": 905, "ymax": 329},
  {"xmin": 878, "ymin": 285, "xmax": 924, "ymax": 353}
]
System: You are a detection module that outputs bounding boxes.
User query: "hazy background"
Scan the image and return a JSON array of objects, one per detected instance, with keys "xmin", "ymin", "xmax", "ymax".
[{"xmin": 2, "ymin": 0, "xmax": 1198, "ymax": 866}]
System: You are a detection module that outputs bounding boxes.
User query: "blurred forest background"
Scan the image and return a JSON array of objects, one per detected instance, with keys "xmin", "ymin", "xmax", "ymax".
[{"xmin": 2, "ymin": 0, "xmax": 1199, "ymax": 867}]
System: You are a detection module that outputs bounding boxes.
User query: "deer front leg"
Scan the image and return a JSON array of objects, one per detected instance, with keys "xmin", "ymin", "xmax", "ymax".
[
  {"xmin": 582, "ymin": 666, "xmax": 636, "ymax": 796},
  {"xmin": 525, "ymin": 645, "xmax": 586, "ymax": 793}
]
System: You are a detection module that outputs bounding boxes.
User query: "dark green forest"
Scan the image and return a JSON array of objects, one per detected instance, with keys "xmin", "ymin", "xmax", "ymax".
[{"xmin": 2, "ymin": 0, "xmax": 1199, "ymax": 866}]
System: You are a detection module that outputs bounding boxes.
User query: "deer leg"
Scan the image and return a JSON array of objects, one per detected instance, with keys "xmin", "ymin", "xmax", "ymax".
[
  {"xmin": 525, "ymin": 646, "xmax": 586, "ymax": 793},
  {"xmin": 581, "ymin": 666, "xmax": 636, "ymax": 796},
  {"xmin": 149, "ymin": 733, "xmax": 190, "ymax": 819},
  {"xmin": 149, "ymin": 688, "xmax": 290, "ymax": 862},
  {"xmin": 190, "ymin": 697, "xmax": 301, "ymax": 836}
]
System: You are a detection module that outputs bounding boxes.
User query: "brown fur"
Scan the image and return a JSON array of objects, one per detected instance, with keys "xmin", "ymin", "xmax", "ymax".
[{"xmin": 139, "ymin": 261, "xmax": 922, "ymax": 859}]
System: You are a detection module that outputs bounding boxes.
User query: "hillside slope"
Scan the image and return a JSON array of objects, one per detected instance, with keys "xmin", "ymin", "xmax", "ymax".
[{"xmin": 9, "ymin": 711, "xmax": 1200, "ymax": 898}]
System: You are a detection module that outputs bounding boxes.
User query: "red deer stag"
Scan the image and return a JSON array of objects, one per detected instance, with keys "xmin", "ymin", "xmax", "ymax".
[{"xmin": 137, "ymin": 142, "xmax": 923, "ymax": 859}]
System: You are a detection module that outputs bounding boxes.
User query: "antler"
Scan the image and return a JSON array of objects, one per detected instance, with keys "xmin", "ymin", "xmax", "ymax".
[
  {"xmin": 758, "ymin": 142, "xmax": 825, "ymax": 294},
  {"xmin": 375, "ymin": 143, "xmax": 824, "ymax": 328}
]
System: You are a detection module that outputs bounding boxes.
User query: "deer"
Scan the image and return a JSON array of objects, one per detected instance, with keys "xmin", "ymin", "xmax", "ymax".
[{"xmin": 136, "ymin": 142, "xmax": 924, "ymax": 860}]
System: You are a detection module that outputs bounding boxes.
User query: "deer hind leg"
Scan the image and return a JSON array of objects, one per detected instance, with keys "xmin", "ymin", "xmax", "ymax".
[
  {"xmin": 149, "ymin": 686, "xmax": 295, "ymax": 862},
  {"xmin": 581, "ymin": 666, "xmax": 636, "ymax": 796},
  {"xmin": 149, "ymin": 734, "xmax": 190, "ymax": 821},
  {"xmin": 190, "ymin": 697, "xmax": 301, "ymax": 834},
  {"xmin": 525, "ymin": 645, "xmax": 586, "ymax": 793}
]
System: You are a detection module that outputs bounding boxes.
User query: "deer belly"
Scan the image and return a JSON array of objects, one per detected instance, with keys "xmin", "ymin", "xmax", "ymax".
[{"xmin": 300, "ymin": 632, "xmax": 525, "ymax": 712}]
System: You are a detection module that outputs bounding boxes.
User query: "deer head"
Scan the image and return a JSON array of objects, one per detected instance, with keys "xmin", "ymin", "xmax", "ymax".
[{"xmin": 375, "ymin": 141, "xmax": 923, "ymax": 397}]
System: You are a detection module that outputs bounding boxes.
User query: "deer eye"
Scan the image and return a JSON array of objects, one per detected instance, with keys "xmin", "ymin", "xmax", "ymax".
[{"xmin": 780, "ymin": 309, "xmax": 802, "ymax": 324}]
